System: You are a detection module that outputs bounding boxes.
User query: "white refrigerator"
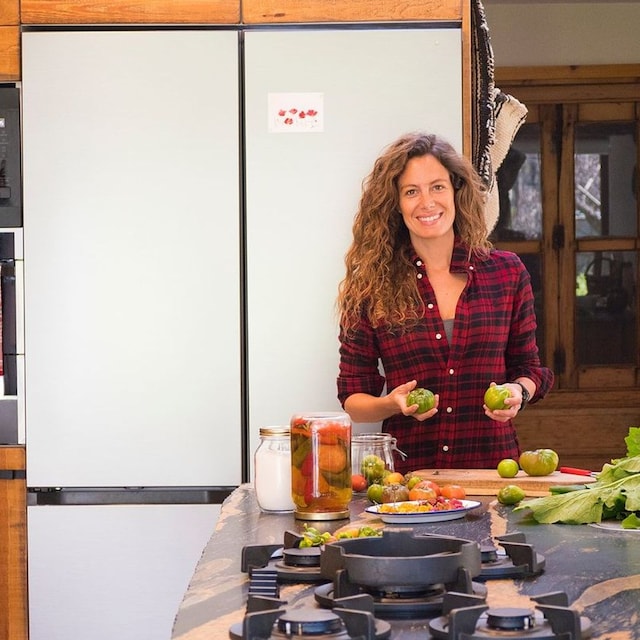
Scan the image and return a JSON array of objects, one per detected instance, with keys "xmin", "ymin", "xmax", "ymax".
[{"xmin": 21, "ymin": 25, "xmax": 462, "ymax": 640}]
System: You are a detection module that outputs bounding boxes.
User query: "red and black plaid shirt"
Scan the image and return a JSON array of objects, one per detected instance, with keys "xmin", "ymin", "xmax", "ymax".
[{"xmin": 337, "ymin": 241, "xmax": 554, "ymax": 473}]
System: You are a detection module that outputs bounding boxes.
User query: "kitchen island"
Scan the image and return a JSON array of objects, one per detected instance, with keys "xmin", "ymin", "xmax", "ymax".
[{"xmin": 172, "ymin": 484, "xmax": 640, "ymax": 640}]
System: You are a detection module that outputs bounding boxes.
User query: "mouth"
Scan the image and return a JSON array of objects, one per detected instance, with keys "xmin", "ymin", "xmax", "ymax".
[{"xmin": 417, "ymin": 212, "xmax": 442, "ymax": 224}]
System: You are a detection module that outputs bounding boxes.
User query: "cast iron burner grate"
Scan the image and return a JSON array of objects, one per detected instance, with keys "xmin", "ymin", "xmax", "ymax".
[
  {"xmin": 428, "ymin": 591, "xmax": 593, "ymax": 640},
  {"xmin": 315, "ymin": 529, "xmax": 487, "ymax": 619},
  {"xmin": 228, "ymin": 594, "xmax": 392, "ymax": 640},
  {"xmin": 477, "ymin": 532, "xmax": 546, "ymax": 579},
  {"xmin": 241, "ymin": 530, "xmax": 325, "ymax": 585}
]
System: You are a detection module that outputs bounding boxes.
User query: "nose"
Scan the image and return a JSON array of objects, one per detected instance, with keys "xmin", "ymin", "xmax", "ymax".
[{"xmin": 422, "ymin": 193, "xmax": 435, "ymax": 209}]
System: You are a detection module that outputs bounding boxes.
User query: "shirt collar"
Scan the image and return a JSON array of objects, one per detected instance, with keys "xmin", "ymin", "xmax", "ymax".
[{"xmin": 411, "ymin": 238, "xmax": 478, "ymax": 273}]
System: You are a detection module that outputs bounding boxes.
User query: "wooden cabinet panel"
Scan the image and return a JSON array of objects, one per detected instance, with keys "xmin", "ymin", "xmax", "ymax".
[
  {"xmin": 0, "ymin": 447, "xmax": 27, "ymax": 640},
  {"xmin": 21, "ymin": 0, "xmax": 240, "ymax": 24},
  {"xmin": 0, "ymin": 27, "xmax": 19, "ymax": 81},
  {"xmin": 517, "ymin": 390, "xmax": 640, "ymax": 471},
  {"xmin": 242, "ymin": 0, "xmax": 463, "ymax": 23},
  {"xmin": 0, "ymin": 0, "xmax": 20, "ymax": 24}
]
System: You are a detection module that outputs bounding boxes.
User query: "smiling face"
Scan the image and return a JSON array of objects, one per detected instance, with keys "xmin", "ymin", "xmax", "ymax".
[{"xmin": 397, "ymin": 154, "xmax": 456, "ymax": 245}]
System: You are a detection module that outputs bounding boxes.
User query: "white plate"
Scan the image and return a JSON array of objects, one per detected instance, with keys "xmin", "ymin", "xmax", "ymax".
[
  {"xmin": 365, "ymin": 499, "xmax": 482, "ymax": 524},
  {"xmin": 589, "ymin": 521, "xmax": 640, "ymax": 533}
]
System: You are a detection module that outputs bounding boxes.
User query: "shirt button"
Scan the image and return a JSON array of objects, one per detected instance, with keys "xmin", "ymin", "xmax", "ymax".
[
  {"xmin": 427, "ymin": 303, "xmax": 434, "ymax": 309},
  {"xmin": 469, "ymin": 265, "xmax": 474, "ymax": 271},
  {"xmin": 442, "ymin": 445, "xmax": 449, "ymax": 452},
  {"xmin": 436, "ymin": 333, "xmax": 442, "ymax": 340},
  {"xmin": 446, "ymin": 406, "xmax": 453, "ymax": 413},
  {"xmin": 449, "ymin": 368, "xmax": 454, "ymax": 375},
  {"xmin": 417, "ymin": 273, "xmax": 423, "ymax": 279},
  {"xmin": 416, "ymin": 260, "xmax": 423, "ymax": 267}
]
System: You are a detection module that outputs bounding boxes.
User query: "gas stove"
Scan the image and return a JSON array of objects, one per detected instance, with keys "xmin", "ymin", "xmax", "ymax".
[
  {"xmin": 240, "ymin": 528, "xmax": 545, "ymax": 591},
  {"xmin": 232, "ymin": 529, "xmax": 589, "ymax": 639}
]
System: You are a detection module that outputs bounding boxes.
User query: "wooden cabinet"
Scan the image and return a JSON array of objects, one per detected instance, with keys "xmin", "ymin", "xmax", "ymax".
[
  {"xmin": 0, "ymin": 447, "xmax": 27, "ymax": 640},
  {"xmin": 0, "ymin": 0, "xmax": 19, "ymax": 81}
]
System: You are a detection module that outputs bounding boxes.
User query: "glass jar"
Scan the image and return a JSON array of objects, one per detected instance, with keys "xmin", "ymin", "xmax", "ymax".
[
  {"xmin": 290, "ymin": 411, "xmax": 352, "ymax": 520},
  {"xmin": 351, "ymin": 433, "xmax": 407, "ymax": 489},
  {"xmin": 254, "ymin": 426, "xmax": 295, "ymax": 513}
]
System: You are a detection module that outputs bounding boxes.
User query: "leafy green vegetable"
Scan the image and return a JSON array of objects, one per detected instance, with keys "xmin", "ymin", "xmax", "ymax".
[
  {"xmin": 623, "ymin": 426, "xmax": 640, "ymax": 458},
  {"xmin": 514, "ymin": 426, "xmax": 640, "ymax": 526},
  {"xmin": 621, "ymin": 513, "xmax": 640, "ymax": 529}
]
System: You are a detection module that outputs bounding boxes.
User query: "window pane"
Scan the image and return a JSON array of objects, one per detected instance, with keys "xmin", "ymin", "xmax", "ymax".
[
  {"xmin": 575, "ymin": 250, "xmax": 637, "ymax": 365},
  {"xmin": 492, "ymin": 124, "xmax": 543, "ymax": 241},
  {"xmin": 574, "ymin": 122, "xmax": 637, "ymax": 239},
  {"xmin": 520, "ymin": 254, "xmax": 546, "ymax": 364}
]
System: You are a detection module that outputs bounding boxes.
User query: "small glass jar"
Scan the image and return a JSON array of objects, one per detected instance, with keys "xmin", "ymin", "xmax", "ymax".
[
  {"xmin": 254, "ymin": 426, "xmax": 295, "ymax": 513},
  {"xmin": 351, "ymin": 433, "xmax": 407, "ymax": 489},
  {"xmin": 290, "ymin": 411, "xmax": 352, "ymax": 520}
]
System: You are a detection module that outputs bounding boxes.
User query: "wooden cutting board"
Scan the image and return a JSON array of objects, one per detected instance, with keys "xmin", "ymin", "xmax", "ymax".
[{"xmin": 413, "ymin": 468, "xmax": 596, "ymax": 497}]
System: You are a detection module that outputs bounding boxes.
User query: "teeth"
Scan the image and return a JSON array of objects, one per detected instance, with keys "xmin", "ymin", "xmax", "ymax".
[{"xmin": 418, "ymin": 213, "xmax": 440, "ymax": 223}]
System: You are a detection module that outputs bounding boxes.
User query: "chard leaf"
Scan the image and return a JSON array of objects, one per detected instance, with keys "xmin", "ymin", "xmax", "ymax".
[
  {"xmin": 596, "ymin": 455, "xmax": 640, "ymax": 484},
  {"xmin": 621, "ymin": 513, "xmax": 640, "ymax": 529},
  {"xmin": 514, "ymin": 474, "xmax": 640, "ymax": 525},
  {"xmin": 514, "ymin": 488, "xmax": 604, "ymax": 524},
  {"xmin": 624, "ymin": 426, "xmax": 640, "ymax": 457}
]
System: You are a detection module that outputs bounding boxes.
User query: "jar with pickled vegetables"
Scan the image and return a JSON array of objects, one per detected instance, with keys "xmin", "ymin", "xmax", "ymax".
[
  {"xmin": 290, "ymin": 411, "xmax": 352, "ymax": 520},
  {"xmin": 351, "ymin": 433, "xmax": 407, "ymax": 488}
]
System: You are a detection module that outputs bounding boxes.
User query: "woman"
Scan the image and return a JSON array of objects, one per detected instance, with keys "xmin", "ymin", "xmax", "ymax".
[{"xmin": 337, "ymin": 132, "xmax": 553, "ymax": 473}]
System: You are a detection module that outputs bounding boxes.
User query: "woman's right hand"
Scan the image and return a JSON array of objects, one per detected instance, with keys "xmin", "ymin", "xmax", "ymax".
[{"xmin": 392, "ymin": 380, "xmax": 439, "ymax": 421}]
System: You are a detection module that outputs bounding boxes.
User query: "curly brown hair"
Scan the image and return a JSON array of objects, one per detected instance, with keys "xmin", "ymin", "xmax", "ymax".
[{"xmin": 338, "ymin": 132, "xmax": 491, "ymax": 333}]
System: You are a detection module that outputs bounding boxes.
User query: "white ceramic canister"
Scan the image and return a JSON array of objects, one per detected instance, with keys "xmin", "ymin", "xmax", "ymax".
[{"xmin": 254, "ymin": 426, "xmax": 296, "ymax": 513}]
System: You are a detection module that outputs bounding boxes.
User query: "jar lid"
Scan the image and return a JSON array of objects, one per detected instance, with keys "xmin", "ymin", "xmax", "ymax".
[{"xmin": 260, "ymin": 426, "xmax": 290, "ymax": 436}]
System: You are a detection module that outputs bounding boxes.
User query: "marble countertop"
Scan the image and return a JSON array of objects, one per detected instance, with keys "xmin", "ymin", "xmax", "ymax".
[{"xmin": 172, "ymin": 484, "xmax": 640, "ymax": 640}]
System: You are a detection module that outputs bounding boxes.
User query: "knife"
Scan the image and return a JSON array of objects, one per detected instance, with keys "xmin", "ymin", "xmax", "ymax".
[{"xmin": 559, "ymin": 466, "xmax": 598, "ymax": 477}]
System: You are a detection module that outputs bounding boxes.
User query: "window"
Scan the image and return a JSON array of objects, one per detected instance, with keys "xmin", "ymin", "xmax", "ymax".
[{"xmin": 491, "ymin": 66, "xmax": 640, "ymax": 390}]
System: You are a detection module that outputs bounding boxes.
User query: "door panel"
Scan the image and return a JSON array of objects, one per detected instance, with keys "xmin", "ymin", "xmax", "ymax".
[
  {"xmin": 21, "ymin": 30, "xmax": 242, "ymax": 487},
  {"xmin": 244, "ymin": 27, "xmax": 462, "ymax": 461}
]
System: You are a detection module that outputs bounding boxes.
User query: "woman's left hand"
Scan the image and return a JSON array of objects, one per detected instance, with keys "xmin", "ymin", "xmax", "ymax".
[{"xmin": 483, "ymin": 382, "xmax": 525, "ymax": 422}]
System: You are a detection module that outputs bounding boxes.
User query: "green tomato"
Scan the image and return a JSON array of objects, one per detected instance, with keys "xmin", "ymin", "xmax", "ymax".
[
  {"xmin": 361, "ymin": 454, "xmax": 386, "ymax": 483},
  {"xmin": 497, "ymin": 484, "xmax": 526, "ymax": 505},
  {"xmin": 484, "ymin": 384, "xmax": 511, "ymax": 410},
  {"xmin": 497, "ymin": 458, "xmax": 520, "ymax": 478},
  {"xmin": 406, "ymin": 388, "xmax": 435, "ymax": 413},
  {"xmin": 519, "ymin": 449, "xmax": 559, "ymax": 476}
]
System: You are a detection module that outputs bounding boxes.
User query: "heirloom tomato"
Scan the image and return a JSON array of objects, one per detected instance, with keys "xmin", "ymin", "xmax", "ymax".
[
  {"xmin": 406, "ymin": 388, "xmax": 436, "ymax": 413},
  {"xmin": 519, "ymin": 449, "xmax": 559, "ymax": 476},
  {"xmin": 484, "ymin": 384, "xmax": 511, "ymax": 410}
]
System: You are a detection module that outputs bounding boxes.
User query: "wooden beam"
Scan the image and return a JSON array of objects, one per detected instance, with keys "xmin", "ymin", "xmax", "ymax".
[
  {"xmin": 20, "ymin": 0, "xmax": 240, "ymax": 24},
  {"xmin": 242, "ymin": 0, "xmax": 463, "ymax": 24}
]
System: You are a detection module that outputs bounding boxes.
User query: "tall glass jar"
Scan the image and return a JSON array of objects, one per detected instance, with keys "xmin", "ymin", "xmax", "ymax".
[
  {"xmin": 254, "ymin": 426, "xmax": 295, "ymax": 513},
  {"xmin": 351, "ymin": 433, "xmax": 406, "ymax": 489},
  {"xmin": 290, "ymin": 411, "xmax": 352, "ymax": 520}
]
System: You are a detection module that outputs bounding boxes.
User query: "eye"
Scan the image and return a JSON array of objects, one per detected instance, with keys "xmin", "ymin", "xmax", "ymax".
[{"xmin": 404, "ymin": 188, "xmax": 418, "ymax": 197}]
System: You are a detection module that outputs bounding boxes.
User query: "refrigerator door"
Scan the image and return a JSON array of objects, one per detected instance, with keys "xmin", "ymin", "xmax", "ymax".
[
  {"xmin": 27, "ymin": 503, "xmax": 219, "ymax": 640},
  {"xmin": 21, "ymin": 30, "xmax": 242, "ymax": 487},
  {"xmin": 244, "ymin": 27, "xmax": 462, "ymax": 459}
]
